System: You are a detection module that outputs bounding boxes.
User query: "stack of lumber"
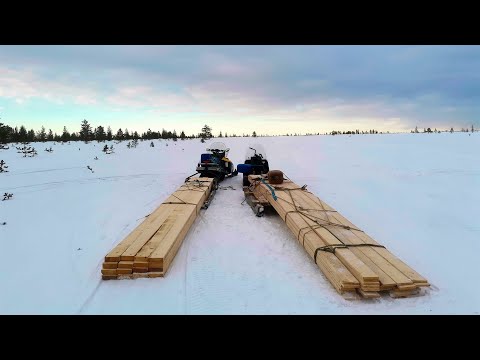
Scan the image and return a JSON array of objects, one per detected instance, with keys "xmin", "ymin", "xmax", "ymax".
[
  {"xmin": 101, "ymin": 177, "xmax": 214, "ymax": 280},
  {"xmin": 248, "ymin": 174, "xmax": 430, "ymax": 299}
]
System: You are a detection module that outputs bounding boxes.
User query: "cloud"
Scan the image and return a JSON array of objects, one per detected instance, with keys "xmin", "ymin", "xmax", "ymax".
[{"xmin": 1, "ymin": 45, "xmax": 480, "ymax": 133}]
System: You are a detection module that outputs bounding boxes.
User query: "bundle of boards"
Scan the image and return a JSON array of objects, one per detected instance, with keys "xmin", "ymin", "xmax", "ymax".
[
  {"xmin": 101, "ymin": 177, "xmax": 214, "ymax": 279},
  {"xmin": 247, "ymin": 174, "xmax": 430, "ymax": 299}
]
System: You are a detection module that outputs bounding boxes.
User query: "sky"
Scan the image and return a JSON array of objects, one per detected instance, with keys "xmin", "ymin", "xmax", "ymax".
[{"xmin": 1, "ymin": 45, "xmax": 480, "ymax": 135}]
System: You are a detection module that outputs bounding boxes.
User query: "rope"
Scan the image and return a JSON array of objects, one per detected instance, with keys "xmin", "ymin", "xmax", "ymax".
[
  {"xmin": 162, "ymin": 193, "xmax": 198, "ymax": 206},
  {"xmin": 314, "ymin": 244, "xmax": 386, "ymax": 263},
  {"xmin": 251, "ymin": 173, "xmax": 384, "ymax": 265},
  {"xmin": 162, "ymin": 202, "xmax": 198, "ymax": 206}
]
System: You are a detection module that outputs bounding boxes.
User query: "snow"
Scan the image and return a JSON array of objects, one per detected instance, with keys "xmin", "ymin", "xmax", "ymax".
[{"xmin": 0, "ymin": 133, "xmax": 479, "ymax": 314}]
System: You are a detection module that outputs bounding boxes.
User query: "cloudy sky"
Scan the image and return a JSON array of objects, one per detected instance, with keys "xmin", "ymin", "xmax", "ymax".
[{"xmin": 0, "ymin": 45, "xmax": 479, "ymax": 135}]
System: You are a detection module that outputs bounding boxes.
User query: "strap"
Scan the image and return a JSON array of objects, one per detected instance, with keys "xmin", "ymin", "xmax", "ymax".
[{"xmin": 314, "ymin": 244, "xmax": 386, "ymax": 263}]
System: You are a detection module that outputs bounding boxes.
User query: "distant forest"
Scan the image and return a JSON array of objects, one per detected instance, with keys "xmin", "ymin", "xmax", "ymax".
[
  {"xmin": 0, "ymin": 120, "xmax": 264, "ymax": 144},
  {"xmin": 0, "ymin": 119, "xmax": 196, "ymax": 144},
  {"xmin": 1, "ymin": 118, "xmax": 476, "ymax": 144}
]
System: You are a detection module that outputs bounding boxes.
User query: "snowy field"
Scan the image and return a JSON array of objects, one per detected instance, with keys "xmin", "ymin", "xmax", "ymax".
[{"xmin": 0, "ymin": 133, "xmax": 479, "ymax": 314}]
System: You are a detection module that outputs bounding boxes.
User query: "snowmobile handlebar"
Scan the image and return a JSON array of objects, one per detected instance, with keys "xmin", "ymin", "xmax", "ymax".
[{"xmin": 249, "ymin": 147, "xmax": 263, "ymax": 159}]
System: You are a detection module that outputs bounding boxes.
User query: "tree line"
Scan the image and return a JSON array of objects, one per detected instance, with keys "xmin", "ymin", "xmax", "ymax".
[
  {"xmin": 411, "ymin": 125, "xmax": 476, "ymax": 133},
  {"xmin": 0, "ymin": 119, "xmax": 193, "ymax": 144}
]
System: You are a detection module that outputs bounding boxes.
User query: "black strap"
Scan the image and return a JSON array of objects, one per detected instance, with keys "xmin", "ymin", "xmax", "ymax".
[{"xmin": 314, "ymin": 244, "xmax": 386, "ymax": 263}]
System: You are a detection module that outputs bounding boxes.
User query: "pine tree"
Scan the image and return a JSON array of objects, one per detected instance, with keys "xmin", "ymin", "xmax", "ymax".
[
  {"xmin": 27, "ymin": 129, "xmax": 35, "ymax": 142},
  {"xmin": 18, "ymin": 126, "xmax": 27, "ymax": 142},
  {"xmin": 37, "ymin": 126, "xmax": 47, "ymax": 142},
  {"xmin": 450, "ymin": 127, "xmax": 454, "ymax": 133},
  {"xmin": 252, "ymin": 131, "xmax": 257, "ymax": 137},
  {"xmin": 472, "ymin": 124, "xmax": 475, "ymax": 133},
  {"xmin": 95, "ymin": 125, "xmax": 106, "ymax": 142},
  {"xmin": 180, "ymin": 130, "xmax": 186, "ymax": 140},
  {"xmin": 116, "ymin": 128, "xmax": 124, "ymax": 140},
  {"xmin": 200, "ymin": 124, "xmax": 212, "ymax": 140},
  {"xmin": 47, "ymin": 129, "xmax": 54, "ymax": 141},
  {"xmin": 0, "ymin": 123, "xmax": 12, "ymax": 143},
  {"xmin": 80, "ymin": 119, "xmax": 93, "ymax": 143},
  {"xmin": 125, "ymin": 129, "xmax": 130, "ymax": 140},
  {"xmin": 61, "ymin": 126, "xmax": 70, "ymax": 142},
  {"xmin": 107, "ymin": 126, "xmax": 113, "ymax": 141}
]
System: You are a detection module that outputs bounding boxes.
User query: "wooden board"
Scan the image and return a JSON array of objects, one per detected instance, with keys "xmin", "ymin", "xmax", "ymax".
[
  {"xmin": 101, "ymin": 177, "xmax": 214, "ymax": 280},
  {"xmin": 102, "ymin": 262, "xmax": 118, "ymax": 269},
  {"xmin": 248, "ymin": 174, "xmax": 429, "ymax": 298}
]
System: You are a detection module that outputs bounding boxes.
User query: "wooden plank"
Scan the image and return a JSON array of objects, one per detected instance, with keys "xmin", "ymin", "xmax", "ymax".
[
  {"xmin": 101, "ymin": 269, "xmax": 117, "ymax": 276},
  {"xmin": 102, "ymin": 262, "xmax": 118, "ymax": 269},
  {"xmin": 120, "ymin": 204, "xmax": 180, "ymax": 261},
  {"xmin": 274, "ymin": 178, "xmax": 427, "ymax": 288},
  {"xmin": 103, "ymin": 177, "xmax": 213, "ymax": 274},
  {"xmin": 148, "ymin": 272, "xmax": 164, "ymax": 278},
  {"xmin": 118, "ymin": 261, "xmax": 134, "ymax": 269},
  {"xmin": 249, "ymin": 174, "xmax": 429, "ymax": 297},
  {"xmin": 104, "ymin": 202, "xmax": 178, "ymax": 262},
  {"xmin": 154, "ymin": 204, "xmax": 198, "ymax": 275},
  {"xmin": 148, "ymin": 260, "xmax": 163, "ymax": 267},
  {"xmin": 133, "ymin": 261, "xmax": 149, "ymax": 268},
  {"xmin": 325, "ymin": 225, "xmax": 412, "ymax": 288},
  {"xmin": 358, "ymin": 289, "xmax": 381, "ymax": 299},
  {"xmin": 117, "ymin": 268, "xmax": 133, "ymax": 275},
  {"xmin": 134, "ymin": 213, "xmax": 177, "ymax": 261},
  {"xmin": 252, "ymin": 178, "xmax": 377, "ymax": 290},
  {"xmin": 133, "ymin": 267, "xmax": 148, "ymax": 273},
  {"xmin": 327, "ymin": 209, "xmax": 429, "ymax": 286}
]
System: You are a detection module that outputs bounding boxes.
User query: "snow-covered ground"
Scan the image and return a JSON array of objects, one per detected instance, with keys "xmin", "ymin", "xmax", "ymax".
[{"xmin": 0, "ymin": 133, "xmax": 479, "ymax": 314}]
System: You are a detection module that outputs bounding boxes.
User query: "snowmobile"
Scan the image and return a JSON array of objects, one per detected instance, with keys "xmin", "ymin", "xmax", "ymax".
[
  {"xmin": 195, "ymin": 142, "xmax": 238, "ymax": 182},
  {"xmin": 237, "ymin": 145, "xmax": 270, "ymax": 186},
  {"xmin": 237, "ymin": 145, "xmax": 272, "ymax": 217}
]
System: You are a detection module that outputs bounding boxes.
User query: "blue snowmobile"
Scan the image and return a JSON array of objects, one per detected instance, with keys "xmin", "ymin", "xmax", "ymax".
[{"xmin": 237, "ymin": 145, "xmax": 270, "ymax": 186}]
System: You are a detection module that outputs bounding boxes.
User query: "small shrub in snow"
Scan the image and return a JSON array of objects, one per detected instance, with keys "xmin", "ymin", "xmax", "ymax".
[
  {"xmin": 150, "ymin": 141, "xmax": 155, "ymax": 147},
  {"xmin": 44, "ymin": 147, "xmax": 53, "ymax": 152},
  {"xmin": 103, "ymin": 144, "xmax": 114, "ymax": 154},
  {"xmin": 0, "ymin": 144, "xmax": 9, "ymax": 150},
  {"xmin": 87, "ymin": 166, "xmax": 94, "ymax": 173},
  {"xmin": 0, "ymin": 160, "xmax": 8, "ymax": 173},
  {"xmin": 16, "ymin": 143, "xmax": 38, "ymax": 157},
  {"xmin": 2, "ymin": 193, "xmax": 13, "ymax": 201}
]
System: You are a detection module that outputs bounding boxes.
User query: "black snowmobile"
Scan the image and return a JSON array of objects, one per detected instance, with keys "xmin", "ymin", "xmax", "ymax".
[
  {"xmin": 195, "ymin": 142, "xmax": 238, "ymax": 181},
  {"xmin": 237, "ymin": 145, "xmax": 270, "ymax": 186}
]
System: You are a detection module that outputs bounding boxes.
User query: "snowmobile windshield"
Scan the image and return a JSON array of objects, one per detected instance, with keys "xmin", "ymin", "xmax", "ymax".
[
  {"xmin": 207, "ymin": 142, "xmax": 229, "ymax": 154},
  {"xmin": 245, "ymin": 144, "xmax": 267, "ymax": 160}
]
